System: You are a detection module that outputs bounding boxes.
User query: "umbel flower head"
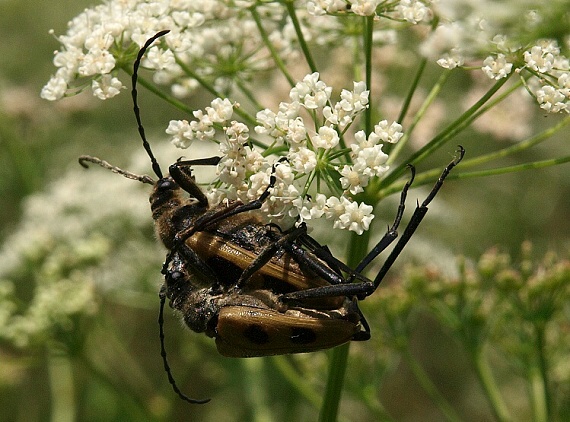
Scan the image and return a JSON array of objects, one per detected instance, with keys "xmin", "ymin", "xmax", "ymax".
[
  {"xmin": 40, "ymin": 0, "xmax": 570, "ymax": 236},
  {"xmin": 167, "ymin": 72, "xmax": 403, "ymax": 234}
]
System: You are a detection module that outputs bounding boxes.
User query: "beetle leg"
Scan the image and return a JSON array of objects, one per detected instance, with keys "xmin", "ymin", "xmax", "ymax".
[
  {"xmin": 281, "ymin": 146, "xmax": 464, "ymax": 302},
  {"xmin": 234, "ymin": 224, "xmax": 309, "ymax": 288},
  {"xmin": 169, "ymin": 156, "xmax": 222, "ymax": 207},
  {"xmin": 164, "ymin": 167, "xmax": 278, "ymax": 272},
  {"xmin": 296, "ymin": 234, "xmax": 370, "ymax": 283},
  {"xmin": 170, "ymin": 243, "xmax": 220, "ymax": 285},
  {"xmin": 351, "ymin": 164, "xmax": 415, "ymax": 276},
  {"xmin": 285, "ymin": 165, "xmax": 415, "ymax": 285},
  {"xmin": 367, "ymin": 146, "xmax": 464, "ymax": 292}
]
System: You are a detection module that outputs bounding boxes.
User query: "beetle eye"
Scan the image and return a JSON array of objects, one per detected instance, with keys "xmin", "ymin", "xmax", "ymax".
[
  {"xmin": 167, "ymin": 271, "xmax": 184, "ymax": 282},
  {"xmin": 157, "ymin": 178, "xmax": 175, "ymax": 190}
]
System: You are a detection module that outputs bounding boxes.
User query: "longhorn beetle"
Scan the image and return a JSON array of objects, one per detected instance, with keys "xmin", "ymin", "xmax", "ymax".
[{"xmin": 79, "ymin": 30, "xmax": 464, "ymax": 404}]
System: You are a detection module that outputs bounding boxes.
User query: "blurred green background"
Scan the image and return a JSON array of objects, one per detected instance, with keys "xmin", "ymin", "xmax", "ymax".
[{"xmin": 0, "ymin": 1, "xmax": 569, "ymax": 421}]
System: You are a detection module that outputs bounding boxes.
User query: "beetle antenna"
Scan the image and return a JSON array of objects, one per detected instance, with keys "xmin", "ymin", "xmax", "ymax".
[
  {"xmin": 132, "ymin": 30, "xmax": 170, "ymax": 180},
  {"xmin": 78, "ymin": 155, "xmax": 155, "ymax": 185},
  {"xmin": 158, "ymin": 291, "xmax": 210, "ymax": 404}
]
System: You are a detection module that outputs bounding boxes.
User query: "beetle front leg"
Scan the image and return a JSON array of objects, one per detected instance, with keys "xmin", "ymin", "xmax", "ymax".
[
  {"xmin": 164, "ymin": 167, "xmax": 278, "ymax": 272},
  {"xmin": 367, "ymin": 146, "xmax": 465, "ymax": 293},
  {"xmin": 168, "ymin": 156, "xmax": 222, "ymax": 207}
]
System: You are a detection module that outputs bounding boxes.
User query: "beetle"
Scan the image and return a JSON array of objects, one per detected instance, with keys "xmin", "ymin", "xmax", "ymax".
[{"xmin": 79, "ymin": 31, "xmax": 464, "ymax": 403}]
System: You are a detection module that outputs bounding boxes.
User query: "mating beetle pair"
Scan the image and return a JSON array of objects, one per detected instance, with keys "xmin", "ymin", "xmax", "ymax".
[{"xmin": 80, "ymin": 31, "xmax": 464, "ymax": 404}]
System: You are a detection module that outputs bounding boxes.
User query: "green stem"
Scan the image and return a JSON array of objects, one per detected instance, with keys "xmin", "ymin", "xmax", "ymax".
[
  {"xmin": 242, "ymin": 359, "xmax": 272, "ymax": 422},
  {"xmin": 472, "ymin": 348, "xmax": 511, "ymax": 422},
  {"xmin": 402, "ymin": 348, "xmax": 462, "ymax": 422},
  {"xmin": 396, "ymin": 57, "xmax": 427, "ymax": 125},
  {"xmin": 364, "ymin": 15, "xmax": 374, "ymax": 134},
  {"xmin": 388, "ymin": 70, "xmax": 451, "ymax": 165},
  {"xmin": 381, "ymin": 75, "xmax": 511, "ymax": 188},
  {"xmin": 380, "ymin": 151, "xmax": 570, "ymax": 198},
  {"xmin": 530, "ymin": 324, "xmax": 549, "ymax": 422},
  {"xmin": 173, "ymin": 58, "xmax": 258, "ymax": 127},
  {"xmin": 121, "ymin": 66, "xmax": 194, "ymax": 115},
  {"xmin": 236, "ymin": 78, "xmax": 265, "ymax": 111},
  {"xmin": 0, "ymin": 114, "xmax": 41, "ymax": 195},
  {"xmin": 48, "ymin": 349, "xmax": 76, "ymax": 422},
  {"xmin": 528, "ymin": 363, "xmax": 548, "ymax": 422},
  {"xmin": 284, "ymin": 0, "xmax": 318, "ymax": 73},
  {"xmin": 446, "ymin": 154, "xmax": 570, "ymax": 181},
  {"xmin": 458, "ymin": 114, "xmax": 570, "ymax": 169},
  {"xmin": 271, "ymin": 356, "xmax": 322, "ymax": 408},
  {"xmin": 319, "ymin": 230, "xmax": 371, "ymax": 421},
  {"xmin": 250, "ymin": 6, "xmax": 295, "ymax": 87},
  {"xmin": 80, "ymin": 353, "xmax": 159, "ymax": 421},
  {"xmin": 319, "ymin": 344, "xmax": 351, "ymax": 422}
]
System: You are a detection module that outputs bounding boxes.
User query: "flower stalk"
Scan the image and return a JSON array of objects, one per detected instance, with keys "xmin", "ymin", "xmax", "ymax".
[{"xmin": 31, "ymin": 0, "xmax": 570, "ymax": 420}]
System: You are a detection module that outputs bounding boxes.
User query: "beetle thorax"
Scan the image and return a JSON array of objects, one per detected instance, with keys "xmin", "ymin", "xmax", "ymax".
[{"xmin": 150, "ymin": 176, "xmax": 207, "ymax": 249}]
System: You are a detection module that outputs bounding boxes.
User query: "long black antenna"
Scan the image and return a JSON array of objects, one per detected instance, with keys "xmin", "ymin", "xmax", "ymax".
[
  {"xmin": 131, "ymin": 30, "xmax": 170, "ymax": 180},
  {"xmin": 159, "ymin": 291, "xmax": 210, "ymax": 404}
]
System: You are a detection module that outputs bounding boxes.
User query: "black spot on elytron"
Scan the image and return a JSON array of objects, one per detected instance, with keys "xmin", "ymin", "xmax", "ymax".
[
  {"xmin": 290, "ymin": 327, "xmax": 317, "ymax": 344},
  {"xmin": 243, "ymin": 324, "xmax": 269, "ymax": 344}
]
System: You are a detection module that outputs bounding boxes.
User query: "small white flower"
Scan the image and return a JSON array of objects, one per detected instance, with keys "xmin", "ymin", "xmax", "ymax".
[
  {"xmin": 558, "ymin": 73, "xmax": 570, "ymax": 98},
  {"xmin": 218, "ymin": 156, "xmax": 246, "ymax": 185},
  {"xmin": 40, "ymin": 73, "xmax": 68, "ymax": 101},
  {"xmin": 524, "ymin": 45, "xmax": 555, "ymax": 73},
  {"xmin": 374, "ymin": 120, "xmax": 403, "ymax": 144},
  {"xmin": 189, "ymin": 110, "xmax": 216, "ymax": 141},
  {"xmin": 312, "ymin": 125, "xmax": 339, "ymax": 149},
  {"xmin": 289, "ymin": 147, "xmax": 317, "ymax": 174},
  {"xmin": 324, "ymin": 196, "xmax": 350, "ymax": 221},
  {"xmin": 350, "ymin": 0, "xmax": 381, "ymax": 16},
  {"xmin": 306, "ymin": 0, "xmax": 345, "ymax": 16},
  {"xmin": 285, "ymin": 117, "xmax": 308, "ymax": 146},
  {"xmin": 255, "ymin": 109, "xmax": 279, "ymax": 136},
  {"xmin": 78, "ymin": 48, "xmax": 116, "ymax": 76},
  {"xmin": 290, "ymin": 73, "xmax": 331, "ymax": 109},
  {"xmin": 92, "ymin": 75, "xmax": 124, "ymax": 100},
  {"xmin": 244, "ymin": 148, "xmax": 265, "ymax": 174},
  {"xmin": 339, "ymin": 82, "xmax": 369, "ymax": 113},
  {"xmin": 143, "ymin": 46, "xmax": 176, "ymax": 71},
  {"xmin": 166, "ymin": 119, "xmax": 194, "ymax": 149},
  {"xmin": 207, "ymin": 98, "xmax": 234, "ymax": 122},
  {"xmin": 395, "ymin": 0, "xmax": 431, "ymax": 24},
  {"xmin": 535, "ymin": 85, "xmax": 567, "ymax": 113},
  {"xmin": 339, "ymin": 165, "xmax": 368, "ymax": 195},
  {"xmin": 354, "ymin": 144, "xmax": 389, "ymax": 177},
  {"xmin": 225, "ymin": 121, "xmax": 249, "ymax": 146},
  {"xmin": 336, "ymin": 201, "xmax": 375, "ymax": 234},
  {"xmin": 482, "ymin": 53, "xmax": 513, "ymax": 80},
  {"xmin": 436, "ymin": 49, "xmax": 465, "ymax": 69}
]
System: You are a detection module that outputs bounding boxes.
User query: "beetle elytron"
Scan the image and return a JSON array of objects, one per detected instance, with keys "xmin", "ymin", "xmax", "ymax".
[{"xmin": 79, "ymin": 31, "xmax": 464, "ymax": 404}]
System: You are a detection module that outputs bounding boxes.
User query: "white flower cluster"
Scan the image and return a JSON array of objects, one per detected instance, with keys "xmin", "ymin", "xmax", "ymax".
[
  {"xmin": 0, "ymin": 157, "xmax": 161, "ymax": 348},
  {"xmin": 524, "ymin": 40, "xmax": 570, "ymax": 114},
  {"xmin": 306, "ymin": 0, "xmax": 431, "ymax": 21},
  {"xmin": 166, "ymin": 73, "xmax": 402, "ymax": 234},
  {"xmin": 41, "ymin": 0, "xmax": 295, "ymax": 101},
  {"xmin": 41, "ymin": 0, "xmax": 440, "ymax": 103},
  {"xmin": 421, "ymin": 8, "xmax": 570, "ymax": 114}
]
